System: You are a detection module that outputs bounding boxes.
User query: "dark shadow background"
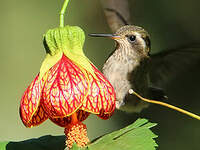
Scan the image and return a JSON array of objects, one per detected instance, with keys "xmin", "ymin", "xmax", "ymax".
[{"xmin": 0, "ymin": 0, "xmax": 199, "ymax": 150}]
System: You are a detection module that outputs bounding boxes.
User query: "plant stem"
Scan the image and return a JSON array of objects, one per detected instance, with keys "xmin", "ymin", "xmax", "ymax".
[
  {"xmin": 60, "ymin": 0, "xmax": 70, "ymax": 27},
  {"xmin": 129, "ymin": 89, "xmax": 200, "ymax": 120}
]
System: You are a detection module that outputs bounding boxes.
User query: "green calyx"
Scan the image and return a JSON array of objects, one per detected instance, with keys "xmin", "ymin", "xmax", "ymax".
[
  {"xmin": 44, "ymin": 25, "xmax": 85, "ymax": 55},
  {"xmin": 39, "ymin": 25, "xmax": 95, "ymax": 80}
]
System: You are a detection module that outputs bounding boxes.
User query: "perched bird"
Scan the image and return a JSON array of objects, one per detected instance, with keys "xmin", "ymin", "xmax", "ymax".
[{"xmin": 89, "ymin": 25, "xmax": 200, "ymax": 113}]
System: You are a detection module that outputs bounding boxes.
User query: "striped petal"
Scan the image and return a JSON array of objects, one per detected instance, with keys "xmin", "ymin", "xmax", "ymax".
[
  {"xmin": 20, "ymin": 74, "xmax": 48, "ymax": 127},
  {"xmin": 42, "ymin": 55, "xmax": 89, "ymax": 118},
  {"xmin": 97, "ymin": 109, "xmax": 115, "ymax": 120},
  {"xmin": 81, "ymin": 64, "xmax": 116, "ymax": 118}
]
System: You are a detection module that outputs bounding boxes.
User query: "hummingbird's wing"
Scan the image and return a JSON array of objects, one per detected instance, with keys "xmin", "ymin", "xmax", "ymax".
[{"xmin": 149, "ymin": 44, "xmax": 200, "ymax": 86}]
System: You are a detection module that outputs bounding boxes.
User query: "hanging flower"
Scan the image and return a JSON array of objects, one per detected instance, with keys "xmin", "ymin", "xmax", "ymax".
[{"xmin": 20, "ymin": 26, "xmax": 116, "ymax": 149}]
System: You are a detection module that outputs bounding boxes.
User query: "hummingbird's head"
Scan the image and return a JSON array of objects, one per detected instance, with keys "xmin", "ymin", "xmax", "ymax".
[
  {"xmin": 89, "ymin": 25, "xmax": 151, "ymax": 57},
  {"xmin": 115, "ymin": 25, "xmax": 150, "ymax": 56}
]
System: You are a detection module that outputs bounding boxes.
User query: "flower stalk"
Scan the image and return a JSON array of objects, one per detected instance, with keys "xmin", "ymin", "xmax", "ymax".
[{"xmin": 60, "ymin": 0, "xmax": 70, "ymax": 27}]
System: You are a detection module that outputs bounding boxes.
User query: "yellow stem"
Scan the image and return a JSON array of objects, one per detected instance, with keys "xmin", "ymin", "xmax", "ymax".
[{"xmin": 129, "ymin": 89, "xmax": 200, "ymax": 120}]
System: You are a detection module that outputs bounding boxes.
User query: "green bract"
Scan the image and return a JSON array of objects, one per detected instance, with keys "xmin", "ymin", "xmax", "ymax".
[
  {"xmin": 44, "ymin": 26, "xmax": 85, "ymax": 55},
  {"xmin": 39, "ymin": 25, "xmax": 95, "ymax": 80}
]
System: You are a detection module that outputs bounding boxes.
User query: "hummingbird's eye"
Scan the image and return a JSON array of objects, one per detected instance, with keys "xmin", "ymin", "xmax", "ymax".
[{"xmin": 127, "ymin": 35, "xmax": 136, "ymax": 43}]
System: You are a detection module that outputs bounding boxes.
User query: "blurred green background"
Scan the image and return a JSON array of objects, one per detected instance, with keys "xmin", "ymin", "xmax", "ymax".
[{"xmin": 0, "ymin": 0, "xmax": 200, "ymax": 150}]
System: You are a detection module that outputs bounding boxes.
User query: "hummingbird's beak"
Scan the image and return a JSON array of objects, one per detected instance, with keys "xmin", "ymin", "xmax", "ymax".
[{"xmin": 88, "ymin": 33, "xmax": 120, "ymax": 40}]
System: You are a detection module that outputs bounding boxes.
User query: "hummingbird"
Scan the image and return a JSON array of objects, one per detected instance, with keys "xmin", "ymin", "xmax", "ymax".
[{"xmin": 89, "ymin": 25, "xmax": 200, "ymax": 113}]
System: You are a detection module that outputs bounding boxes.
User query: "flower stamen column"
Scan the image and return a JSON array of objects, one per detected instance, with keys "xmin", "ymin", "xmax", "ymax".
[{"xmin": 64, "ymin": 113, "xmax": 89, "ymax": 148}]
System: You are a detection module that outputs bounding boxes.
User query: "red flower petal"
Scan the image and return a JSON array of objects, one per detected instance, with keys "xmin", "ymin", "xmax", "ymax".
[
  {"xmin": 49, "ymin": 110, "xmax": 90, "ymax": 127},
  {"xmin": 20, "ymin": 74, "xmax": 48, "ymax": 127},
  {"xmin": 81, "ymin": 64, "xmax": 116, "ymax": 118},
  {"xmin": 97, "ymin": 109, "xmax": 115, "ymax": 120},
  {"xmin": 42, "ymin": 55, "xmax": 89, "ymax": 118}
]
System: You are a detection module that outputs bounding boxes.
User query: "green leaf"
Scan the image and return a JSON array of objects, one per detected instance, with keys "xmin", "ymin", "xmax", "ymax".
[
  {"xmin": 0, "ymin": 141, "xmax": 9, "ymax": 150},
  {"xmin": 88, "ymin": 118, "xmax": 158, "ymax": 150},
  {"xmin": 69, "ymin": 143, "xmax": 84, "ymax": 150},
  {"xmin": 0, "ymin": 135, "xmax": 66, "ymax": 150},
  {"xmin": 0, "ymin": 119, "xmax": 157, "ymax": 150}
]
